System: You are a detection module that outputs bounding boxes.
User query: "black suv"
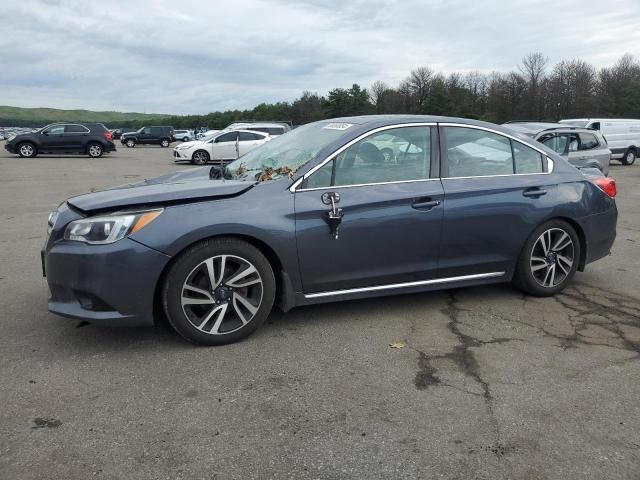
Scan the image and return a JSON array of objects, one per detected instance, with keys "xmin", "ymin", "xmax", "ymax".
[
  {"xmin": 120, "ymin": 126, "xmax": 176, "ymax": 148},
  {"xmin": 4, "ymin": 123, "xmax": 116, "ymax": 158}
]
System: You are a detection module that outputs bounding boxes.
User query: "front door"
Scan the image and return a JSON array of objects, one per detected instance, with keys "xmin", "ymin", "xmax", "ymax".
[
  {"xmin": 438, "ymin": 125, "xmax": 557, "ymax": 278},
  {"xmin": 40, "ymin": 124, "xmax": 66, "ymax": 151},
  {"xmin": 294, "ymin": 125, "xmax": 444, "ymax": 294}
]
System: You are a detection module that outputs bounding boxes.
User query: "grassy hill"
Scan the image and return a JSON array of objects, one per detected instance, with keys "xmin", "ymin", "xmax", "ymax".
[{"xmin": 0, "ymin": 105, "xmax": 170, "ymax": 128}]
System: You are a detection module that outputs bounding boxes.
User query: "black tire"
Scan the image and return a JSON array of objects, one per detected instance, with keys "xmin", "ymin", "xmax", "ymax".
[
  {"xmin": 125, "ymin": 138, "xmax": 136, "ymax": 148},
  {"xmin": 513, "ymin": 219, "xmax": 580, "ymax": 297},
  {"xmin": 17, "ymin": 142, "xmax": 37, "ymax": 158},
  {"xmin": 621, "ymin": 148, "xmax": 636, "ymax": 166},
  {"xmin": 182, "ymin": 137, "xmax": 189, "ymax": 142},
  {"xmin": 160, "ymin": 138, "xmax": 170, "ymax": 148},
  {"xmin": 87, "ymin": 142, "xmax": 103, "ymax": 158},
  {"xmin": 191, "ymin": 150, "xmax": 210, "ymax": 165},
  {"xmin": 162, "ymin": 237, "xmax": 276, "ymax": 345}
]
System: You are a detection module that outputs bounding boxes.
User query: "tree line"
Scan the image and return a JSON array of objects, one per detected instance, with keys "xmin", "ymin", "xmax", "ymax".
[
  {"xmin": 156, "ymin": 53, "xmax": 640, "ymax": 129},
  {"xmin": 3, "ymin": 53, "xmax": 639, "ymax": 129}
]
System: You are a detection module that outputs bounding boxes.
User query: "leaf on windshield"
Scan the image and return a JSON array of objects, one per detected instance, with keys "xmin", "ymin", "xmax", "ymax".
[{"xmin": 257, "ymin": 166, "xmax": 295, "ymax": 182}]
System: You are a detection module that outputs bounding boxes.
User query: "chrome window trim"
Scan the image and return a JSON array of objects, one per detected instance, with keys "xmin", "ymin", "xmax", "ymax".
[
  {"xmin": 296, "ymin": 177, "xmax": 441, "ymax": 193},
  {"xmin": 304, "ymin": 272, "xmax": 505, "ymax": 299},
  {"xmin": 289, "ymin": 122, "xmax": 437, "ymax": 192}
]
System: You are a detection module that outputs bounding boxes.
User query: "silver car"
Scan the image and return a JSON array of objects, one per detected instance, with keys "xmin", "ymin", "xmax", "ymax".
[{"xmin": 504, "ymin": 122, "xmax": 611, "ymax": 176}]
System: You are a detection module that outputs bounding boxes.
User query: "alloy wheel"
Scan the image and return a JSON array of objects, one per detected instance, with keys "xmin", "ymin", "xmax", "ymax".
[
  {"xmin": 181, "ymin": 255, "xmax": 263, "ymax": 335},
  {"xmin": 126, "ymin": 140, "xmax": 135, "ymax": 147},
  {"xmin": 19, "ymin": 144, "xmax": 34, "ymax": 157},
  {"xmin": 193, "ymin": 151, "xmax": 208, "ymax": 164},
  {"xmin": 161, "ymin": 139, "xmax": 170, "ymax": 147},
  {"xmin": 530, "ymin": 228, "xmax": 575, "ymax": 288},
  {"xmin": 88, "ymin": 144, "xmax": 102, "ymax": 157}
]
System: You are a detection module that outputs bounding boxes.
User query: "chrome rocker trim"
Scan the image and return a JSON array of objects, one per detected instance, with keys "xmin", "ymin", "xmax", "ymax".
[{"xmin": 304, "ymin": 271, "xmax": 505, "ymax": 299}]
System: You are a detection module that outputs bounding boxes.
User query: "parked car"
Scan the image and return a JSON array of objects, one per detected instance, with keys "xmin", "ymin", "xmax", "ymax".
[
  {"xmin": 4, "ymin": 123, "xmax": 116, "ymax": 158},
  {"xmin": 559, "ymin": 118, "xmax": 640, "ymax": 165},
  {"xmin": 504, "ymin": 122, "xmax": 610, "ymax": 176},
  {"xmin": 175, "ymin": 130, "xmax": 194, "ymax": 142},
  {"xmin": 225, "ymin": 122, "xmax": 291, "ymax": 136},
  {"xmin": 42, "ymin": 115, "xmax": 617, "ymax": 345},
  {"xmin": 173, "ymin": 129, "xmax": 271, "ymax": 165},
  {"xmin": 121, "ymin": 126, "xmax": 175, "ymax": 148}
]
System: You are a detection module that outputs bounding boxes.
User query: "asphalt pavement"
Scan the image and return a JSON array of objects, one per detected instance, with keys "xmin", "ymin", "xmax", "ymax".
[{"xmin": 1, "ymin": 142, "xmax": 639, "ymax": 479}]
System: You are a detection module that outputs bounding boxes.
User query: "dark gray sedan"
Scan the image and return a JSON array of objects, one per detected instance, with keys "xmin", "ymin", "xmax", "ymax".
[{"xmin": 42, "ymin": 115, "xmax": 617, "ymax": 345}]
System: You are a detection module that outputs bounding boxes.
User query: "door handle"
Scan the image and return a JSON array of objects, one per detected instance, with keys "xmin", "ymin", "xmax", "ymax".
[
  {"xmin": 523, "ymin": 188, "xmax": 547, "ymax": 198},
  {"xmin": 412, "ymin": 198, "xmax": 441, "ymax": 210}
]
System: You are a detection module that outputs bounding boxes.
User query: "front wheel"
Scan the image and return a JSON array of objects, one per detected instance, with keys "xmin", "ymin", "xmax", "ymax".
[
  {"xmin": 621, "ymin": 149, "xmax": 636, "ymax": 166},
  {"xmin": 125, "ymin": 139, "xmax": 136, "ymax": 148},
  {"xmin": 163, "ymin": 238, "xmax": 276, "ymax": 345},
  {"xmin": 160, "ymin": 138, "xmax": 170, "ymax": 148},
  {"xmin": 191, "ymin": 150, "xmax": 210, "ymax": 165},
  {"xmin": 87, "ymin": 142, "xmax": 103, "ymax": 158},
  {"xmin": 513, "ymin": 220, "xmax": 580, "ymax": 297},
  {"xmin": 18, "ymin": 142, "xmax": 37, "ymax": 158}
]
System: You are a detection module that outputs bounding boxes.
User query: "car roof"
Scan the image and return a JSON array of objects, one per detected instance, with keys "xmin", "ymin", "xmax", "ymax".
[{"xmin": 503, "ymin": 121, "xmax": 596, "ymax": 135}]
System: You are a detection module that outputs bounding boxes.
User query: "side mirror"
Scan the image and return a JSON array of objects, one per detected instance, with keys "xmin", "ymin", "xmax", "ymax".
[{"xmin": 209, "ymin": 166, "xmax": 223, "ymax": 179}]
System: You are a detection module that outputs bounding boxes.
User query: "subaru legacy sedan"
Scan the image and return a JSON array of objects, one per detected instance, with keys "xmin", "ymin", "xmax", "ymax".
[{"xmin": 43, "ymin": 115, "xmax": 617, "ymax": 345}]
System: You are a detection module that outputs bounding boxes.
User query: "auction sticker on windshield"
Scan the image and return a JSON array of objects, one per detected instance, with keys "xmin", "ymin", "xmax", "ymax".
[{"xmin": 323, "ymin": 123, "xmax": 353, "ymax": 130}]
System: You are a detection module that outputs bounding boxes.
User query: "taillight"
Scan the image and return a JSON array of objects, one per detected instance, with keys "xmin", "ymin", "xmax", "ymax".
[
  {"xmin": 104, "ymin": 131, "xmax": 112, "ymax": 141},
  {"xmin": 593, "ymin": 177, "xmax": 616, "ymax": 198}
]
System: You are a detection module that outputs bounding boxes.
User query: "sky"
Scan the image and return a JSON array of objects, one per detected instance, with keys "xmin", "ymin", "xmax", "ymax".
[{"xmin": 1, "ymin": 0, "xmax": 639, "ymax": 115}]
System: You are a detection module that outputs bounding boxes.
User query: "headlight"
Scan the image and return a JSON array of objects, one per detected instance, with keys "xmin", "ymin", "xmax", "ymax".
[
  {"xmin": 63, "ymin": 209, "xmax": 163, "ymax": 245},
  {"xmin": 47, "ymin": 211, "xmax": 58, "ymax": 235}
]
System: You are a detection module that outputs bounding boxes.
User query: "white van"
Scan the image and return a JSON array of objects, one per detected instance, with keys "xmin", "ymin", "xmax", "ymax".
[{"xmin": 559, "ymin": 118, "xmax": 640, "ymax": 165}]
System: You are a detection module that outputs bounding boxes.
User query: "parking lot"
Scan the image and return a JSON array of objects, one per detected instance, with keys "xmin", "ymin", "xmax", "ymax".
[{"xmin": 1, "ymin": 143, "xmax": 639, "ymax": 479}]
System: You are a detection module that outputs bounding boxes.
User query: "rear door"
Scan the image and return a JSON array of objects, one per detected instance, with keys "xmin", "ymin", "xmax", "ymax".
[
  {"xmin": 148, "ymin": 127, "xmax": 162, "ymax": 144},
  {"xmin": 238, "ymin": 131, "xmax": 267, "ymax": 156},
  {"xmin": 63, "ymin": 124, "xmax": 89, "ymax": 150},
  {"xmin": 438, "ymin": 124, "xmax": 557, "ymax": 278},
  {"xmin": 294, "ymin": 125, "xmax": 444, "ymax": 294}
]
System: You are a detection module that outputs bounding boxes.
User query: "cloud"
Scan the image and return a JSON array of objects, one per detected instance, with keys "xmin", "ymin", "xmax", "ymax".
[{"xmin": 1, "ymin": 0, "xmax": 638, "ymax": 114}]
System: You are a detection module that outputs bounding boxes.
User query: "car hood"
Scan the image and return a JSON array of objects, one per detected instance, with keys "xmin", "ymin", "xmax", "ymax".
[{"xmin": 66, "ymin": 167, "xmax": 256, "ymax": 213}]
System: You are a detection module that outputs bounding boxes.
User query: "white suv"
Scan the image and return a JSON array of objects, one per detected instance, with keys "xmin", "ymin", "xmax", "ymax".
[{"xmin": 173, "ymin": 129, "xmax": 271, "ymax": 165}]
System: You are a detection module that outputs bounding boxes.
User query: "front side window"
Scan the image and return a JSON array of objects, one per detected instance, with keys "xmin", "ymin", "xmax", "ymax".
[
  {"xmin": 142, "ymin": 127, "xmax": 151, "ymax": 135},
  {"xmin": 579, "ymin": 133, "xmax": 599, "ymax": 150},
  {"xmin": 44, "ymin": 125, "xmax": 65, "ymax": 135},
  {"xmin": 305, "ymin": 127, "xmax": 431, "ymax": 188},
  {"xmin": 444, "ymin": 127, "xmax": 544, "ymax": 177}
]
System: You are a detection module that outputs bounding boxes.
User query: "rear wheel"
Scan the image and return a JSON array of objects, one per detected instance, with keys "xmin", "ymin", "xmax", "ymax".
[
  {"xmin": 162, "ymin": 238, "xmax": 276, "ymax": 345},
  {"xmin": 621, "ymin": 148, "xmax": 636, "ymax": 166},
  {"xmin": 160, "ymin": 138, "xmax": 170, "ymax": 148},
  {"xmin": 87, "ymin": 142, "xmax": 103, "ymax": 158},
  {"xmin": 18, "ymin": 142, "xmax": 37, "ymax": 158},
  {"xmin": 514, "ymin": 220, "xmax": 580, "ymax": 296},
  {"xmin": 191, "ymin": 150, "xmax": 210, "ymax": 165},
  {"xmin": 126, "ymin": 138, "xmax": 136, "ymax": 148}
]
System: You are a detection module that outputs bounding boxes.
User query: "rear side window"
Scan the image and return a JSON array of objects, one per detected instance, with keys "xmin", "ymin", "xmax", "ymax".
[
  {"xmin": 215, "ymin": 132, "xmax": 238, "ymax": 143},
  {"xmin": 150, "ymin": 127, "xmax": 162, "ymax": 135},
  {"xmin": 64, "ymin": 124, "xmax": 89, "ymax": 133},
  {"xmin": 239, "ymin": 132, "xmax": 265, "ymax": 141},
  {"xmin": 579, "ymin": 133, "xmax": 599, "ymax": 150},
  {"xmin": 443, "ymin": 127, "xmax": 544, "ymax": 176},
  {"xmin": 443, "ymin": 127, "xmax": 512, "ymax": 177},
  {"xmin": 512, "ymin": 140, "xmax": 543, "ymax": 174}
]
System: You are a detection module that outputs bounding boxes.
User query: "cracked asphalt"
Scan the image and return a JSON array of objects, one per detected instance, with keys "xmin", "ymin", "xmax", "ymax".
[{"xmin": 1, "ymin": 144, "xmax": 639, "ymax": 479}]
